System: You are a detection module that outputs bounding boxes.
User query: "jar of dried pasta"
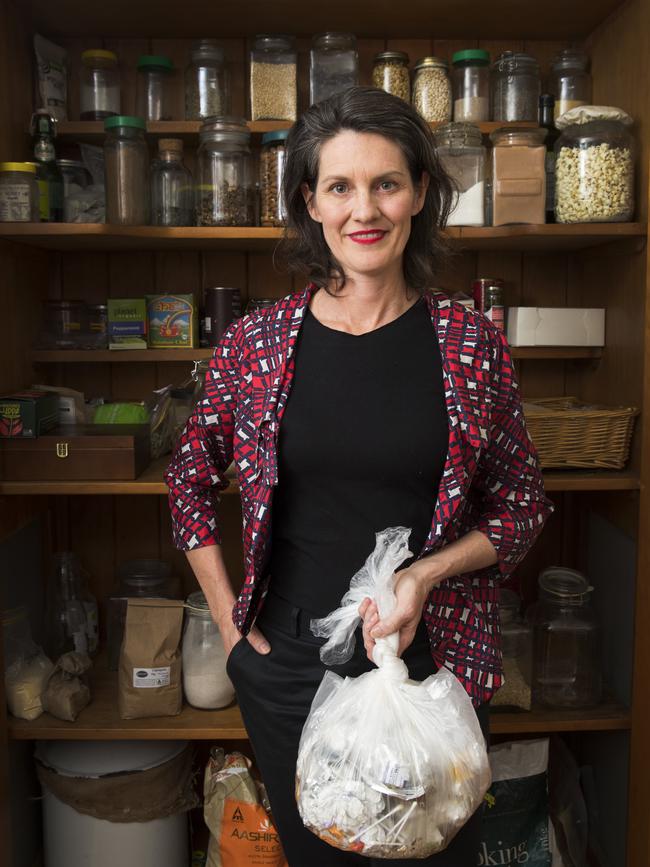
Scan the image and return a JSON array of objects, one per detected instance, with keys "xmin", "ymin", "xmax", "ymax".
[
  {"xmin": 372, "ymin": 51, "xmax": 410, "ymax": 102},
  {"xmin": 412, "ymin": 57, "xmax": 451, "ymax": 123},
  {"xmin": 260, "ymin": 129, "xmax": 288, "ymax": 227}
]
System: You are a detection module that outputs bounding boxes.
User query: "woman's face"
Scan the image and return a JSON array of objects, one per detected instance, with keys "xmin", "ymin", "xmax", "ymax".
[{"xmin": 302, "ymin": 130, "xmax": 429, "ymax": 284}]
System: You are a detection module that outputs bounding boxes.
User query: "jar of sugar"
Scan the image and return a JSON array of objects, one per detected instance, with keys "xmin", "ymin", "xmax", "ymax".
[
  {"xmin": 182, "ymin": 591, "xmax": 234, "ymax": 709},
  {"xmin": 433, "ymin": 122, "xmax": 486, "ymax": 227}
]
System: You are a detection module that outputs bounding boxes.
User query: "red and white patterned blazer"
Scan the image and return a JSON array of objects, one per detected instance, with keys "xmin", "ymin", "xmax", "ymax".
[{"xmin": 165, "ymin": 284, "xmax": 553, "ymax": 705}]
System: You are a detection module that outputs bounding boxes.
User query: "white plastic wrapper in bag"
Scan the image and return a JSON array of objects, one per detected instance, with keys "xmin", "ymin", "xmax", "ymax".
[{"xmin": 296, "ymin": 527, "xmax": 491, "ymax": 859}]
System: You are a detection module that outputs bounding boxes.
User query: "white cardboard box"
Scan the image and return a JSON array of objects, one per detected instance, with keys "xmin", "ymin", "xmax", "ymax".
[{"xmin": 506, "ymin": 307, "xmax": 605, "ymax": 347}]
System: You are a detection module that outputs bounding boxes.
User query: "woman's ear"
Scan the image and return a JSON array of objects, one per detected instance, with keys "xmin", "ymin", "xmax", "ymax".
[
  {"xmin": 412, "ymin": 171, "xmax": 430, "ymax": 216},
  {"xmin": 301, "ymin": 182, "xmax": 321, "ymax": 223}
]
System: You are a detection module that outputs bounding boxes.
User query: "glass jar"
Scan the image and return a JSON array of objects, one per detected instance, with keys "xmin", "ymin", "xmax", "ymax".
[
  {"xmin": 260, "ymin": 129, "xmax": 288, "ymax": 227},
  {"xmin": 433, "ymin": 122, "xmax": 486, "ymax": 226},
  {"xmin": 38, "ymin": 299, "xmax": 85, "ymax": 349},
  {"xmin": 83, "ymin": 303, "xmax": 108, "ymax": 350},
  {"xmin": 250, "ymin": 35, "xmax": 297, "ymax": 121},
  {"xmin": 491, "ymin": 589, "xmax": 532, "ymax": 710},
  {"xmin": 554, "ymin": 106, "xmax": 634, "ymax": 223},
  {"xmin": 452, "ymin": 49, "xmax": 490, "ymax": 123},
  {"xmin": 136, "ymin": 54, "xmax": 173, "ymax": 122},
  {"xmin": 491, "ymin": 51, "xmax": 541, "ymax": 122},
  {"xmin": 185, "ymin": 40, "xmax": 230, "ymax": 121},
  {"xmin": 532, "ymin": 567, "xmax": 602, "ymax": 709},
  {"xmin": 310, "ymin": 32, "xmax": 359, "ymax": 106},
  {"xmin": 412, "ymin": 57, "xmax": 452, "ymax": 123},
  {"xmin": 0, "ymin": 162, "xmax": 39, "ymax": 222},
  {"xmin": 182, "ymin": 591, "xmax": 234, "ymax": 709},
  {"xmin": 104, "ymin": 115, "xmax": 150, "ymax": 225},
  {"xmin": 246, "ymin": 297, "xmax": 277, "ymax": 314},
  {"xmin": 372, "ymin": 51, "xmax": 410, "ymax": 102},
  {"xmin": 80, "ymin": 49, "xmax": 121, "ymax": 120},
  {"xmin": 45, "ymin": 552, "xmax": 98, "ymax": 658},
  {"xmin": 550, "ymin": 49, "xmax": 591, "ymax": 122},
  {"xmin": 57, "ymin": 159, "xmax": 91, "ymax": 199},
  {"xmin": 490, "ymin": 127, "xmax": 547, "ymax": 226},
  {"xmin": 197, "ymin": 116, "xmax": 254, "ymax": 226},
  {"xmin": 151, "ymin": 138, "xmax": 194, "ymax": 226}
]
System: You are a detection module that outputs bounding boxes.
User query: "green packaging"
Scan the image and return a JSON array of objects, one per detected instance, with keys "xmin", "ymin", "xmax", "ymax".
[
  {"xmin": 146, "ymin": 294, "xmax": 197, "ymax": 348},
  {"xmin": 0, "ymin": 390, "xmax": 59, "ymax": 438},
  {"xmin": 108, "ymin": 298, "xmax": 148, "ymax": 350}
]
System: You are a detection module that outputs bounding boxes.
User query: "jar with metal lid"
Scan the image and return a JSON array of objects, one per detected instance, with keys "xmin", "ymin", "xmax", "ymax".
[
  {"xmin": 38, "ymin": 299, "xmax": 85, "ymax": 349},
  {"xmin": 136, "ymin": 54, "xmax": 174, "ymax": 122},
  {"xmin": 554, "ymin": 105, "xmax": 634, "ymax": 223},
  {"xmin": 372, "ymin": 51, "xmax": 410, "ymax": 102},
  {"xmin": 151, "ymin": 138, "xmax": 194, "ymax": 226},
  {"xmin": 260, "ymin": 129, "xmax": 288, "ymax": 227},
  {"xmin": 250, "ymin": 35, "xmax": 297, "ymax": 121},
  {"xmin": 310, "ymin": 32, "xmax": 359, "ymax": 106},
  {"xmin": 185, "ymin": 40, "xmax": 230, "ymax": 121},
  {"xmin": 82, "ymin": 303, "xmax": 108, "ymax": 349},
  {"xmin": 531, "ymin": 567, "xmax": 602, "ymax": 709},
  {"xmin": 433, "ymin": 123, "xmax": 485, "ymax": 226},
  {"xmin": 0, "ymin": 163, "xmax": 39, "ymax": 222},
  {"xmin": 182, "ymin": 591, "xmax": 234, "ymax": 709},
  {"xmin": 452, "ymin": 49, "xmax": 490, "ymax": 123},
  {"xmin": 491, "ymin": 589, "xmax": 532, "ymax": 710},
  {"xmin": 80, "ymin": 49, "xmax": 121, "ymax": 120},
  {"xmin": 491, "ymin": 51, "xmax": 540, "ymax": 122},
  {"xmin": 104, "ymin": 115, "xmax": 150, "ymax": 225},
  {"xmin": 197, "ymin": 116, "xmax": 254, "ymax": 226},
  {"xmin": 490, "ymin": 127, "xmax": 547, "ymax": 226},
  {"xmin": 412, "ymin": 57, "xmax": 451, "ymax": 123},
  {"xmin": 550, "ymin": 48, "xmax": 591, "ymax": 122}
]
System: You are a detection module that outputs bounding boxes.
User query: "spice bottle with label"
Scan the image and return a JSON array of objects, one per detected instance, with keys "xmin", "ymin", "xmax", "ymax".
[
  {"xmin": 490, "ymin": 127, "xmax": 547, "ymax": 225},
  {"xmin": 0, "ymin": 163, "xmax": 39, "ymax": 222},
  {"xmin": 433, "ymin": 123, "xmax": 485, "ymax": 226}
]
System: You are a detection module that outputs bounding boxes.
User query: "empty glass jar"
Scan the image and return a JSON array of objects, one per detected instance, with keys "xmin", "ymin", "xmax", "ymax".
[
  {"xmin": 185, "ymin": 40, "xmax": 230, "ymax": 121},
  {"xmin": 136, "ymin": 54, "xmax": 173, "ymax": 121},
  {"xmin": 182, "ymin": 591, "xmax": 234, "ymax": 709},
  {"xmin": 452, "ymin": 49, "xmax": 490, "ymax": 122},
  {"xmin": 372, "ymin": 51, "xmax": 410, "ymax": 102},
  {"xmin": 433, "ymin": 123, "xmax": 486, "ymax": 226},
  {"xmin": 151, "ymin": 138, "xmax": 194, "ymax": 226},
  {"xmin": 550, "ymin": 48, "xmax": 591, "ymax": 122},
  {"xmin": 197, "ymin": 116, "xmax": 254, "ymax": 226},
  {"xmin": 310, "ymin": 32, "xmax": 359, "ymax": 106},
  {"xmin": 491, "ymin": 51, "xmax": 541, "ymax": 122},
  {"xmin": 412, "ymin": 57, "xmax": 452, "ymax": 123},
  {"xmin": 80, "ymin": 49, "xmax": 121, "ymax": 120},
  {"xmin": 104, "ymin": 115, "xmax": 150, "ymax": 225},
  {"xmin": 250, "ymin": 35, "xmax": 297, "ymax": 121}
]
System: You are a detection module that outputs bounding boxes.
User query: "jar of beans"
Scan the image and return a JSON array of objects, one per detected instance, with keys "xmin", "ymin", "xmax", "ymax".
[
  {"xmin": 197, "ymin": 116, "xmax": 255, "ymax": 226},
  {"xmin": 372, "ymin": 51, "xmax": 410, "ymax": 102},
  {"xmin": 260, "ymin": 130, "xmax": 288, "ymax": 227},
  {"xmin": 412, "ymin": 57, "xmax": 451, "ymax": 123}
]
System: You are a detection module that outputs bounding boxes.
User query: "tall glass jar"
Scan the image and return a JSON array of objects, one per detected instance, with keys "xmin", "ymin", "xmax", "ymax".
[
  {"xmin": 80, "ymin": 49, "xmax": 121, "ymax": 120},
  {"xmin": 260, "ymin": 129, "xmax": 288, "ymax": 226},
  {"xmin": 490, "ymin": 127, "xmax": 547, "ymax": 226},
  {"xmin": 136, "ymin": 55, "xmax": 173, "ymax": 121},
  {"xmin": 372, "ymin": 51, "xmax": 410, "ymax": 102},
  {"xmin": 412, "ymin": 57, "xmax": 452, "ymax": 123},
  {"xmin": 250, "ymin": 35, "xmax": 297, "ymax": 121},
  {"xmin": 197, "ymin": 116, "xmax": 254, "ymax": 226},
  {"xmin": 554, "ymin": 105, "xmax": 634, "ymax": 223},
  {"xmin": 550, "ymin": 48, "xmax": 591, "ymax": 122},
  {"xmin": 151, "ymin": 138, "xmax": 194, "ymax": 226},
  {"xmin": 182, "ymin": 591, "xmax": 234, "ymax": 709},
  {"xmin": 452, "ymin": 49, "xmax": 490, "ymax": 122},
  {"xmin": 310, "ymin": 33, "xmax": 359, "ymax": 106},
  {"xmin": 185, "ymin": 40, "xmax": 230, "ymax": 121},
  {"xmin": 103, "ymin": 116, "xmax": 150, "ymax": 225},
  {"xmin": 491, "ymin": 51, "xmax": 541, "ymax": 122},
  {"xmin": 433, "ymin": 122, "xmax": 486, "ymax": 226},
  {"xmin": 532, "ymin": 567, "xmax": 602, "ymax": 709}
]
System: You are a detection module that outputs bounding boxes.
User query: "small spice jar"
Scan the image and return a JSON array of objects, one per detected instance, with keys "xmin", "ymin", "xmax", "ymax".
[
  {"xmin": 185, "ymin": 40, "xmax": 230, "ymax": 121},
  {"xmin": 451, "ymin": 49, "xmax": 490, "ymax": 122},
  {"xmin": 151, "ymin": 138, "xmax": 194, "ymax": 226},
  {"xmin": 136, "ymin": 54, "xmax": 174, "ymax": 122},
  {"xmin": 260, "ymin": 129, "xmax": 288, "ymax": 227},
  {"xmin": 490, "ymin": 127, "xmax": 547, "ymax": 226},
  {"xmin": 80, "ymin": 49, "xmax": 121, "ymax": 120},
  {"xmin": 310, "ymin": 32, "xmax": 359, "ymax": 106},
  {"xmin": 103, "ymin": 115, "xmax": 150, "ymax": 225},
  {"xmin": 549, "ymin": 48, "xmax": 592, "ymax": 122},
  {"xmin": 182, "ymin": 591, "xmax": 234, "ymax": 710},
  {"xmin": 372, "ymin": 51, "xmax": 410, "ymax": 102},
  {"xmin": 0, "ymin": 162, "xmax": 39, "ymax": 222},
  {"xmin": 433, "ymin": 122, "xmax": 486, "ymax": 226},
  {"xmin": 491, "ymin": 51, "xmax": 541, "ymax": 122},
  {"xmin": 250, "ymin": 35, "xmax": 297, "ymax": 122},
  {"xmin": 197, "ymin": 116, "xmax": 254, "ymax": 226},
  {"xmin": 554, "ymin": 105, "xmax": 634, "ymax": 223},
  {"xmin": 412, "ymin": 57, "xmax": 451, "ymax": 123}
]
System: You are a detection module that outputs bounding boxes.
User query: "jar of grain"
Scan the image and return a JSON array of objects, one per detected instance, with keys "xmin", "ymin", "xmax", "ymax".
[
  {"xmin": 490, "ymin": 127, "xmax": 547, "ymax": 225},
  {"xmin": 260, "ymin": 129, "xmax": 288, "ymax": 226},
  {"xmin": 197, "ymin": 116, "xmax": 254, "ymax": 226},
  {"xmin": 0, "ymin": 162, "xmax": 39, "ymax": 222},
  {"xmin": 250, "ymin": 35, "xmax": 297, "ymax": 121},
  {"xmin": 549, "ymin": 49, "xmax": 591, "ymax": 122},
  {"xmin": 310, "ymin": 33, "xmax": 359, "ymax": 106},
  {"xmin": 103, "ymin": 116, "xmax": 150, "ymax": 225},
  {"xmin": 182, "ymin": 591, "xmax": 234, "ymax": 710},
  {"xmin": 451, "ymin": 49, "xmax": 490, "ymax": 123},
  {"xmin": 554, "ymin": 105, "xmax": 634, "ymax": 223},
  {"xmin": 185, "ymin": 40, "xmax": 230, "ymax": 121},
  {"xmin": 491, "ymin": 51, "xmax": 540, "ymax": 122},
  {"xmin": 80, "ymin": 49, "xmax": 121, "ymax": 121},
  {"xmin": 433, "ymin": 123, "xmax": 486, "ymax": 226},
  {"xmin": 412, "ymin": 57, "xmax": 451, "ymax": 123},
  {"xmin": 136, "ymin": 54, "xmax": 174, "ymax": 122},
  {"xmin": 372, "ymin": 51, "xmax": 410, "ymax": 102},
  {"xmin": 491, "ymin": 589, "xmax": 532, "ymax": 711}
]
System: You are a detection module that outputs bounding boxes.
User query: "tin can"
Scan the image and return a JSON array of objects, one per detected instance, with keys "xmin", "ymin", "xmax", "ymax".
[
  {"xmin": 472, "ymin": 277, "xmax": 504, "ymax": 313},
  {"xmin": 484, "ymin": 284, "xmax": 505, "ymax": 332},
  {"xmin": 204, "ymin": 286, "xmax": 241, "ymax": 347}
]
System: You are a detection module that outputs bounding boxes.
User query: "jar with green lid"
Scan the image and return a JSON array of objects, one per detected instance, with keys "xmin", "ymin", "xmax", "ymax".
[
  {"xmin": 452, "ymin": 49, "xmax": 490, "ymax": 122},
  {"xmin": 0, "ymin": 163, "xmax": 39, "ymax": 222},
  {"xmin": 80, "ymin": 49, "xmax": 120, "ymax": 120},
  {"xmin": 250, "ymin": 35, "xmax": 297, "ymax": 121},
  {"xmin": 549, "ymin": 48, "xmax": 591, "ymax": 122},
  {"xmin": 197, "ymin": 116, "xmax": 254, "ymax": 226},
  {"xmin": 136, "ymin": 54, "xmax": 174, "ymax": 121},
  {"xmin": 260, "ymin": 129, "xmax": 288, "ymax": 227},
  {"xmin": 104, "ymin": 115, "xmax": 150, "ymax": 225},
  {"xmin": 372, "ymin": 51, "xmax": 410, "ymax": 102},
  {"xmin": 433, "ymin": 123, "xmax": 486, "ymax": 226},
  {"xmin": 412, "ymin": 57, "xmax": 451, "ymax": 123}
]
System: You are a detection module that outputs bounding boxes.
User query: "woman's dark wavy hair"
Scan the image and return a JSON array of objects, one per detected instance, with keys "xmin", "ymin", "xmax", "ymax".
[{"xmin": 278, "ymin": 86, "xmax": 455, "ymax": 292}]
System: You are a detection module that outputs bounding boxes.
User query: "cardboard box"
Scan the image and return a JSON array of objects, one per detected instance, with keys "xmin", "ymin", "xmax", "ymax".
[
  {"xmin": 0, "ymin": 390, "xmax": 59, "ymax": 438},
  {"xmin": 506, "ymin": 307, "xmax": 606, "ymax": 347},
  {"xmin": 108, "ymin": 299, "xmax": 148, "ymax": 350},
  {"xmin": 146, "ymin": 294, "xmax": 198, "ymax": 348}
]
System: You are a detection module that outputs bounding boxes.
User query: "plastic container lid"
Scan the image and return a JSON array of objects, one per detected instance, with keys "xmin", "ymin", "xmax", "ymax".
[
  {"xmin": 0, "ymin": 162, "xmax": 37, "ymax": 174},
  {"xmin": 137, "ymin": 54, "xmax": 173, "ymax": 71},
  {"xmin": 104, "ymin": 115, "xmax": 146, "ymax": 131},
  {"xmin": 261, "ymin": 129, "xmax": 290, "ymax": 145},
  {"xmin": 82, "ymin": 49, "xmax": 118, "ymax": 64},
  {"xmin": 35, "ymin": 740, "xmax": 187, "ymax": 778},
  {"xmin": 452, "ymin": 49, "xmax": 490, "ymax": 65}
]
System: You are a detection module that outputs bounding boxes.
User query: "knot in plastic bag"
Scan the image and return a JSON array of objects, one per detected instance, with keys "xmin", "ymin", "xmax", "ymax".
[{"xmin": 373, "ymin": 638, "xmax": 408, "ymax": 683}]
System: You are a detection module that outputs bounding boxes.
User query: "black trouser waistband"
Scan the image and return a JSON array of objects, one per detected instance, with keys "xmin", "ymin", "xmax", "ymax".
[{"xmin": 257, "ymin": 590, "xmax": 326, "ymax": 642}]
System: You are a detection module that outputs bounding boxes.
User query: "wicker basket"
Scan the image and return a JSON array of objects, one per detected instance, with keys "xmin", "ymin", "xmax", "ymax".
[{"xmin": 523, "ymin": 397, "xmax": 639, "ymax": 469}]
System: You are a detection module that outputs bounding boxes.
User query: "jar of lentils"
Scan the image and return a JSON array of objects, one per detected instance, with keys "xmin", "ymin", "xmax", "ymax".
[
  {"xmin": 372, "ymin": 51, "xmax": 410, "ymax": 102},
  {"xmin": 260, "ymin": 130, "xmax": 288, "ymax": 227},
  {"xmin": 412, "ymin": 57, "xmax": 451, "ymax": 123},
  {"xmin": 250, "ymin": 35, "xmax": 297, "ymax": 122},
  {"xmin": 185, "ymin": 40, "xmax": 230, "ymax": 121},
  {"xmin": 197, "ymin": 116, "xmax": 255, "ymax": 226},
  {"xmin": 491, "ymin": 51, "xmax": 541, "ymax": 122},
  {"xmin": 452, "ymin": 49, "xmax": 490, "ymax": 122}
]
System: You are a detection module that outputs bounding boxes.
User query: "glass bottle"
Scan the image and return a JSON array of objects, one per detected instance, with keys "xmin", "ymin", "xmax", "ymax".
[
  {"xmin": 490, "ymin": 127, "xmax": 547, "ymax": 226},
  {"xmin": 182, "ymin": 591, "xmax": 234, "ymax": 709},
  {"xmin": 412, "ymin": 57, "xmax": 452, "ymax": 123},
  {"xmin": 30, "ymin": 110, "xmax": 63, "ymax": 222},
  {"xmin": 151, "ymin": 138, "xmax": 194, "ymax": 226},
  {"xmin": 452, "ymin": 49, "xmax": 490, "ymax": 122},
  {"xmin": 433, "ymin": 122, "xmax": 486, "ymax": 226},
  {"xmin": 136, "ymin": 55, "xmax": 174, "ymax": 122},
  {"xmin": 539, "ymin": 94, "xmax": 559, "ymax": 223},
  {"xmin": 491, "ymin": 51, "xmax": 541, "ymax": 122},
  {"xmin": 185, "ymin": 40, "xmax": 230, "ymax": 121},
  {"xmin": 260, "ymin": 129, "xmax": 288, "ymax": 227},
  {"xmin": 372, "ymin": 51, "xmax": 410, "ymax": 102},
  {"xmin": 197, "ymin": 116, "xmax": 254, "ymax": 226},
  {"xmin": 80, "ymin": 49, "xmax": 121, "ymax": 121},
  {"xmin": 103, "ymin": 115, "xmax": 150, "ymax": 225},
  {"xmin": 550, "ymin": 48, "xmax": 592, "ymax": 122},
  {"xmin": 310, "ymin": 33, "xmax": 359, "ymax": 106},
  {"xmin": 250, "ymin": 35, "xmax": 297, "ymax": 121}
]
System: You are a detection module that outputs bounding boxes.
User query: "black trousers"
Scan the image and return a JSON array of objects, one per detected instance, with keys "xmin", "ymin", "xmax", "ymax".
[{"xmin": 226, "ymin": 591, "xmax": 489, "ymax": 866}]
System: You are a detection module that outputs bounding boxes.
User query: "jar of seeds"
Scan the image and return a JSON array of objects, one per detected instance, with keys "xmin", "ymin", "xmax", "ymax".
[
  {"xmin": 412, "ymin": 57, "xmax": 451, "ymax": 123},
  {"xmin": 197, "ymin": 116, "xmax": 255, "ymax": 226},
  {"xmin": 185, "ymin": 40, "xmax": 230, "ymax": 121},
  {"xmin": 250, "ymin": 35, "xmax": 297, "ymax": 121},
  {"xmin": 372, "ymin": 51, "xmax": 410, "ymax": 102},
  {"xmin": 260, "ymin": 129, "xmax": 288, "ymax": 227}
]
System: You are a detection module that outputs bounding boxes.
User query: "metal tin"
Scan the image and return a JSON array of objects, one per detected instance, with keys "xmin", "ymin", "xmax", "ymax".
[
  {"xmin": 472, "ymin": 277, "xmax": 504, "ymax": 313},
  {"xmin": 484, "ymin": 284, "xmax": 505, "ymax": 332}
]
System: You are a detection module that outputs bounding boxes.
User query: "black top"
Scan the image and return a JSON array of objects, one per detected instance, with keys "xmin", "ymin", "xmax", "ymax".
[{"xmin": 268, "ymin": 296, "xmax": 449, "ymax": 617}]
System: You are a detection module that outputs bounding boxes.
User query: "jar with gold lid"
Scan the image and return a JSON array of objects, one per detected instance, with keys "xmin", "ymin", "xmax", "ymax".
[
  {"xmin": 372, "ymin": 51, "xmax": 410, "ymax": 102},
  {"xmin": 412, "ymin": 57, "xmax": 451, "ymax": 122}
]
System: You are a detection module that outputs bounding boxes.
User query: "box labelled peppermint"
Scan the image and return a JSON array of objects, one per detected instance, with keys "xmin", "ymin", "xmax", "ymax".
[{"xmin": 108, "ymin": 299, "xmax": 148, "ymax": 350}]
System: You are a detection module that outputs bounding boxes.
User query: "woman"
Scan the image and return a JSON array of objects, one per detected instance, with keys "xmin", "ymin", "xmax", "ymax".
[{"xmin": 166, "ymin": 87, "xmax": 553, "ymax": 866}]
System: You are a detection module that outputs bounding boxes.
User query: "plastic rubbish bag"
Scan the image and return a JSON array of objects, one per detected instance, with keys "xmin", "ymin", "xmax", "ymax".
[{"xmin": 296, "ymin": 527, "xmax": 491, "ymax": 859}]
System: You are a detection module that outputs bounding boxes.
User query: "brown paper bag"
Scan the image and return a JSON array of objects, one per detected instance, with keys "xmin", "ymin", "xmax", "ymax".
[
  {"xmin": 42, "ymin": 651, "xmax": 92, "ymax": 721},
  {"xmin": 118, "ymin": 598, "xmax": 183, "ymax": 719}
]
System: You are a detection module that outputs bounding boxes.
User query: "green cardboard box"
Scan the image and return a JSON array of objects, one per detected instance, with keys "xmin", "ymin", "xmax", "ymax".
[
  {"xmin": 0, "ymin": 390, "xmax": 59, "ymax": 438},
  {"xmin": 108, "ymin": 299, "xmax": 148, "ymax": 350}
]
